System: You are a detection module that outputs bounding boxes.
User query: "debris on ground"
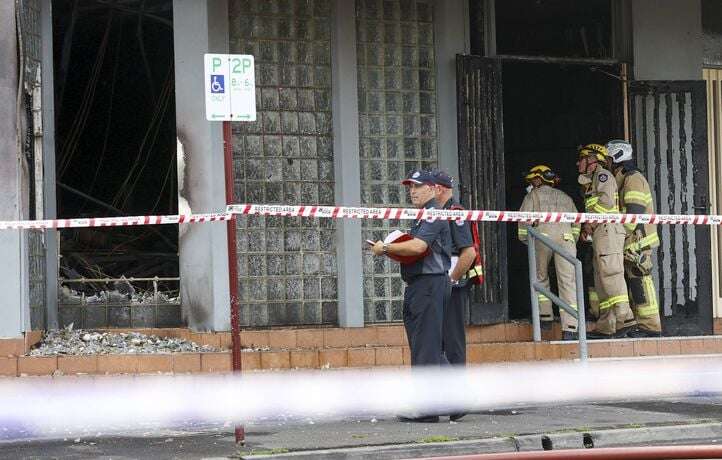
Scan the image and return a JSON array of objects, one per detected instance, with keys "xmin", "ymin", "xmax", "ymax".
[{"xmin": 28, "ymin": 325, "xmax": 219, "ymax": 356}]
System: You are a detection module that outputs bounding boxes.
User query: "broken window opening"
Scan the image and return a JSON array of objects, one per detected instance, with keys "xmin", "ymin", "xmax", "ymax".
[{"xmin": 52, "ymin": 0, "xmax": 180, "ymax": 328}]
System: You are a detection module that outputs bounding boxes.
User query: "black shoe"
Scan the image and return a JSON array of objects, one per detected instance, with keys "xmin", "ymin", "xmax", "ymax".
[
  {"xmin": 397, "ymin": 415, "xmax": 440, "ymax": 423},
  {"xmin": 562, "ymin": 331, "xmax": 578, "ymax": 341},
  {"xmin": 626, "ymin": 327, "xmax": 662, "ymax": 338},
  {"xmin": 586, "ymin": 330, "xmax": 614, "ymax": 340},
  {"xmin": 613, "ymin": 326, "xmax": 634, "ymax": 338},
  {"xmin": 449, "ymin": 413, "xmax": 467, "ymax": 422}
]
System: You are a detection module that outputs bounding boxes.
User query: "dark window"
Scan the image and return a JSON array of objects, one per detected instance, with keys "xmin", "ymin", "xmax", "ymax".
[{"xmin": 495, "ymin": 0, "xmax": 612, "ymax": 59}]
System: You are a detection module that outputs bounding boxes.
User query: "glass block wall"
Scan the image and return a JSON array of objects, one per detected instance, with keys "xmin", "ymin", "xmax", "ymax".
[
  {"xmin": 229, "ymin": 0, "xmax": 338, "ymax": 326},
  {"xmin": 356, "ymin": 0, "xmax": 439, "ymax": 322}
]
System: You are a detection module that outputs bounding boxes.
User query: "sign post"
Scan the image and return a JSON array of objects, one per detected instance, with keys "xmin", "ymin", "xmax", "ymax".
[
  {"xmin": 205, "ymin": 54, "xmax": 256, "ymax": 445},
  {"xmin": 204, "ymin": 54, "xmax": 256, "ymax": 121}
]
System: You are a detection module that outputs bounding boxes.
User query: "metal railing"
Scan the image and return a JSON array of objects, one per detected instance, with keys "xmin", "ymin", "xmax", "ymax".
[
  {"xmin": 58, "ymin": 276, "xmax": 181, "ymax": 328},
  {"xmin": 526, "ymin": 227, "xmax": 588, "ymax": 361}
]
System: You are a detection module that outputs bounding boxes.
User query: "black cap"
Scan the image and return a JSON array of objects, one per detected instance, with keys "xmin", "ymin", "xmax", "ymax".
[
  {"xmin": 430, "ymin": 170, "xmax": 454, "ymax": 188},
  {"xmin": 401, "ymin": 170, "xmax": 435, "ymax": 185}
]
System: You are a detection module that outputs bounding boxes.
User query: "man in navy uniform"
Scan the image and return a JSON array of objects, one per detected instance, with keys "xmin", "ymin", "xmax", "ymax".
[
  {"xmin": 431, "ymin": 170, "xmax": 476, "ymax": 369},
  {"xmin": 370, "ymin": 169, "xmax": 451, "ymax": 423}
]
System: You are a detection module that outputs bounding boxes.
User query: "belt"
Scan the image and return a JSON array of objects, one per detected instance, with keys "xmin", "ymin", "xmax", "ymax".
[{"xmin": 406, "ymin": 273, "xmax": 446, "ymax": 284}]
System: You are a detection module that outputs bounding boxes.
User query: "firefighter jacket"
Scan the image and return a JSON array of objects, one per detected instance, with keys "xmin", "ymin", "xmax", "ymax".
[
  {"xmin": 518, "ymin": 185, "xmax": 580, "ymax": 243},
  {"xmin": 580, "ymin": 165, "xmax": 619, "ymax": 215},
  {"xmin": 615, "ymin": 166, "xmax": 660, "ymax": 252}
]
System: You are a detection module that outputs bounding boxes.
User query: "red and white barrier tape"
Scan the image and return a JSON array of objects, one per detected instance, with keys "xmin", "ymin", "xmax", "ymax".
[
  {"xmin": 0, "ymin": 204, "xmax": 720, "ymax": 230},
  {"xmin": 0, "ymin": 212, "xmax": 231, "ymax": 230},
  {"xmin": 228, "ymin": 204, "xmax": 722, "ymax": 226}
]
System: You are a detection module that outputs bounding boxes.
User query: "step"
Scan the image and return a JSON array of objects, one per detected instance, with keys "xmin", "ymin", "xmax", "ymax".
[
  {"xmin": 0, "ymin": 322, "xmax": 536, "ymax": 357},
  {"xmin": 3, "ymin": 334, "xmax": 722, "ymax": 377}
]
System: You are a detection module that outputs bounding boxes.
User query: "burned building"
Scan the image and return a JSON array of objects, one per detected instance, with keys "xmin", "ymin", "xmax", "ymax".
[{"xmin": 0, "ymin": 0, "xmax": 720, "ymax": 339}]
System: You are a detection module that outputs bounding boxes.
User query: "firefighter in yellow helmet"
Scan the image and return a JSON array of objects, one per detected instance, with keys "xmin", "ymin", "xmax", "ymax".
[
  {"xmin": 518, "ymin": 165, "xmax": 581, "ymax": 340},
  {"xmin": 606, "ymin": 140, "xmax": 662, "ymax": 337},
  {"xmin": 577, "ymin": 144, "xmax": 636, "ymax": 338}
]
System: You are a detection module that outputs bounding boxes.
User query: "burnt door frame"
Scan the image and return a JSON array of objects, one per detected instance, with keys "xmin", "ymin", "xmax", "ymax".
[
  {"xmin": 456, "ymin": 54, "xmax": 507, "ymax": 324},
  {"xmin": 456, "ymin": 54, "xmax": 625, "ymax": 325},
  {"xmin": 629, "ymin": 80, "xmax": 713, "ymax": 335}
]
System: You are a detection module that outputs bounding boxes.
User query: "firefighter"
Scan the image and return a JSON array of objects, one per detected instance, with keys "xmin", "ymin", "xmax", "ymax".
[
  {"xmin": 518, "ymin": 165, "xmax": 581, "ymax": 340},
  {"xmin": 577, "ymin": 144, "xmax": 635, "ymax": 338},
  {"xmin": 606, "ymin": 140, "xmax": 662, "ymax": 337}
]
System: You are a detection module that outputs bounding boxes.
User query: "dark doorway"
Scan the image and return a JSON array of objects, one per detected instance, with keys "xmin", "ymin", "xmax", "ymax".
[
  {"xmin": 52, "ymin": 0, "xmax": 179, "ymax": 328},
  {"xmin": 495, "ymin": 0, "xmax": 612, "ymax": 59},
  {"xmin": 503, "ymin": 60, "xmax": 623, "ymax": 320}
]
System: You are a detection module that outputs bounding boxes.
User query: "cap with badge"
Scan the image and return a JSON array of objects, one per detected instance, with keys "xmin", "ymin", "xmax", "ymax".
[
  {"xmin": 401, "ymin": 169, "xmax": 435, "ymax": 185},
  {"xmin": 430, "ymin": 170, "xmax": 454, "ymax": 188}
]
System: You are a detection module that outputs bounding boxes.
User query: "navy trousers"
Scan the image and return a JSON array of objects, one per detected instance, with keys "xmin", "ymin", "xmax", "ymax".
[
  {"xmin": 442, "ymin": 283, "xmax": 469, "ymax": 366},
  {"xmin": 403, "ymin": 274, "xmax": 446, "ymax": 366}
]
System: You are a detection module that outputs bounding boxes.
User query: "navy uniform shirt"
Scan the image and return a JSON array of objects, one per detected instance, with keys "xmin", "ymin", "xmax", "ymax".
[
  {"xmin": 443, "ymin": 198, "xmax": 474, "ymax": 256},
  {"xmin": 400, "ymin": 198, "xmax": 452, "ymax": 283}
]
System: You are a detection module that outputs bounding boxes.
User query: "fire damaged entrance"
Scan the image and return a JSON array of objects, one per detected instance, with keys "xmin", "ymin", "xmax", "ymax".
[
  {"xmin": 456, "ymin": 55, "xmax": 624, "ymax": 325},
  {"xmin": 458, "ymin": 56, "xmax": 714, "ymax": 335},
  {"xmin": 503, "ymin": 58, "xmax": 625, "ymax": 322},
  {"xmin": 52, "ymin": 0, "xmax": 180, "ymax": 328},
  {"xmin": 459, "ymin": 0, "xmax": 713, "ymax": 335}
]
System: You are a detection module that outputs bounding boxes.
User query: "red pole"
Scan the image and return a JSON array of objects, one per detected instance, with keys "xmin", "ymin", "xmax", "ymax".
[{"xmin": 223, "ymin": 120, "xmax": 244, "ymax": 444}]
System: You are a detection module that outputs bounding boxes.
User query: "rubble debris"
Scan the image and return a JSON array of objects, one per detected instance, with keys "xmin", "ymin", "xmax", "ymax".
[
  {"xmin": 60, "ymin": 286, "xmax": 179, "ymax": 305},
  {"xmin": 112, "ymin": 275, "xmax": 136, "ymax": 297},
  {"xmin": 29, "ymin": 325, "xmax": 219, "ymax": 356}
]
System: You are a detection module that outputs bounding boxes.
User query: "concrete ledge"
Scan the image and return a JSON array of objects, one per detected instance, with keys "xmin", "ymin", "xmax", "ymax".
[
  {"xmin": 237, "ymin": 437, "xmax": 518, "ymax": 460},
  {"xmin": 6, "ymin": 336, "xmax": 722, "ymax": 377},
  {"xmin": 235, "ymin": 422, "xmax": 722, "ymax": 459}
]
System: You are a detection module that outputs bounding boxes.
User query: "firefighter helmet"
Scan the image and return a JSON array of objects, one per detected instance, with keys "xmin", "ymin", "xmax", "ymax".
[
  {"xmin": 578, "ymin": 143, "xmax": 608, "ymax": 162},
  {"xmin": 606, "ymin": 139, "xmax": 633, "ymax": 164},
  {"xmin": 524, "ymin": 165, "xmax": 558, "ymax": 186}
]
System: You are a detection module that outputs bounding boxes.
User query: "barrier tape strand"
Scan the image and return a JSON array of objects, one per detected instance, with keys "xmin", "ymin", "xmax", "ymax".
[{"xmin": 0, "ymin": 204, "xmax": 719, "ymax": 230}]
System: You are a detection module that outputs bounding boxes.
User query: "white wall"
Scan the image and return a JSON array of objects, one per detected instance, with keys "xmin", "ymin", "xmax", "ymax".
[
  {"xmin": 633, "ymin": 0, "xmax": 703, "ymax": 80},
  {"xmin": 0, "ymin": 1, "xmax": 28, "ymax": 338}
]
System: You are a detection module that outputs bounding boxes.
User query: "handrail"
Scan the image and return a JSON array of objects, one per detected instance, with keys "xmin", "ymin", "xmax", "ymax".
[{"xmin": 526, "ymin": 227, "xmax": 588, "ymax": 361}]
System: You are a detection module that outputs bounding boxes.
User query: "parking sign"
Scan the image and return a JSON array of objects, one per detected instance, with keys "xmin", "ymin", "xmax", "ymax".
[{"xmin": 204, "ymin": 54, "xmax": 256, "ymax": 121}]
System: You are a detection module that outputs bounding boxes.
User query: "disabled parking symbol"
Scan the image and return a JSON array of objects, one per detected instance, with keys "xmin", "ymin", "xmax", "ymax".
[{"xmin": 210, "ymin": 75, "xmax": 225, "ymax": 94}]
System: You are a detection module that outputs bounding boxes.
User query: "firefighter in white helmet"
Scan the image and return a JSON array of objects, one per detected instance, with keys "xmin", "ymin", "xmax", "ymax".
[
  {"xmin": 578, "ymin": 144, "xmax": 635, "ymax": 338},
  {"xmin": 606, "ymin": 140, "xmax": 662, "ymax": 337},
  {"xmin": 518, "ymin": 165, "xmax": 580, "ymax": 340}
]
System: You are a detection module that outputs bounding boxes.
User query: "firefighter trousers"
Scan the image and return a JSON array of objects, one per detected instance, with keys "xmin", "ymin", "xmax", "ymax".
[
  {"xmin": 625, "ymin": 251, "xmax": 661, "ymax": 333},
  {"xmin": 534, "ymin": 237, "xmax": 578, "ymax": 333},
  {"xmin": 592, "ymin": 223, "xmax": 635, "ymax": 335}
]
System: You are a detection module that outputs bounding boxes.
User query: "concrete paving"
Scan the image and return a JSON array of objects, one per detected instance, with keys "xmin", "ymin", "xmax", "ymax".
[{"xmin": 2, "ymin": 396, "xmax": 722, "ymax": 459}]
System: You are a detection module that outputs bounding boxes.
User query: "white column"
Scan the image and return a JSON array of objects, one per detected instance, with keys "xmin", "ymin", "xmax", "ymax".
[
  {"xmin": 173, "ymin": 0, "xmax": 231, "ymax": 331},
  {"xmin": 332, "ymin": 0, "xmax": 364, "ymax": 327},
  {"xmin": 0, "ymin": 1, "xmax": 28, "ymax": 338},
  {"xmin": 435, "ymin": 0, "xmax": 470, "ymax": 188}
]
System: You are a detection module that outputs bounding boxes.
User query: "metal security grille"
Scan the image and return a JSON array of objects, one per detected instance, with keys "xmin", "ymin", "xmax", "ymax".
[
  {"xmin": 630, "ymin": 81, "xmax": 713, "ymax": 335},
  {"xmin": 456, "ymin": 55, "xmax": 507, "ymax": 324},
  {"xmin": 229, "ymin": 0, "xmax": 338, "ymax": 326},
  {"xmin": 356, "ymin": 0, "xmax": 438, "ymax": 323},
  {"xmin": 18, "ymin": 0, "xmax": 46, "ymax": 330}
]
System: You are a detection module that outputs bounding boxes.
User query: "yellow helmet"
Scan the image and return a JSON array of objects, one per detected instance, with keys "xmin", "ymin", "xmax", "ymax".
[
  {"xmin": 524, "ymin": 164, "xmax": 557, "ymax": 186},
  {"xmin": 578, "ymin": 143, "xmax": 608, "ymax": 162}
]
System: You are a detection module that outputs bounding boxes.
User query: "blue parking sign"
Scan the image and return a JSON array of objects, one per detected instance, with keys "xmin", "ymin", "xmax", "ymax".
[{"xmin": 210, "ymin": 75, "xmax": 225, "ymax": 93}]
